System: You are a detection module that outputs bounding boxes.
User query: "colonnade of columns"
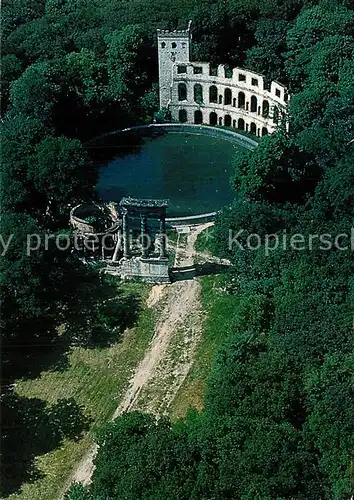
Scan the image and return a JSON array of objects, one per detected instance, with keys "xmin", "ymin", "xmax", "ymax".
[{"xmin": 122, "ymin": 209, "xmax": 167, "ymax": 260}]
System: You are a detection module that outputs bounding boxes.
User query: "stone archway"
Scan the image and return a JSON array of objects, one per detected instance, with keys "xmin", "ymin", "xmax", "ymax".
[
  {"xmin": 251, "ymin": 95, "xmax": 257, "ymax": 113},
  {"xmin": 224, "ymin": 88, "xmax": 232, "ymax": 105},
  {"xmin": 178, "ymin": 83, "xmax": 187, "ymax": 101},
  {"xmin": 194, "ymin": 84, "xmax": 203, "ymax": 103},
  {"xmin": 237, "ymin": 118, "xmax": 245, "ymax": 130},
  {"xmin": 209, "ymin": 85, "xmax": 217, "ymax": 103},
  {"xmin": 238, "ymin": 92, "xmax": 245, "ymax": 108},
  {"xmin": 194, "ymin": 110, "xmax": 203, "ymax": 124},
  {"xmin": 179, "ymin": 109, "xmax": 187, "ymax": 123},
  {"xmin": 262, "ymin": 100, "xmax": 269, "ymax": 117},
  {"xmin": 209, "ymin": 111, "xmax": 217, "ymax": 125}
]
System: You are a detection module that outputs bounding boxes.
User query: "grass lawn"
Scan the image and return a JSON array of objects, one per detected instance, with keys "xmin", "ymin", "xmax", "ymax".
[
  {"xmin": 8, "ymin": 283, "xmax": 156, "ymax": 500},
  {"xmin": 169, "ymin": 274, "xmax": 235, "ymax": 420}
]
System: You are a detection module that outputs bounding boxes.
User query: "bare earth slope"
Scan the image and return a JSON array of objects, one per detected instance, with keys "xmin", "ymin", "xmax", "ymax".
[{"xmin": 61, "ymin": 223, "xmax": 211, "ymax": 495}]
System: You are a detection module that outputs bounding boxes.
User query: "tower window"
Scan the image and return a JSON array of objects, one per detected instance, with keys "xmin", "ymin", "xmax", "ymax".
[
  {"xmin": 172, "ymin": 42, "xmax": 177, "ymax": 48},
  {"xmin": 178, "ymin": 83, "xmax": 187, "ymax": 101},
  {"xmin": 275, "ymin": 88, "xmax": 281, "ymax": 97},
  {"xmin": 177, "ymin": 65, "xmax": 187, "ymax": 74}
]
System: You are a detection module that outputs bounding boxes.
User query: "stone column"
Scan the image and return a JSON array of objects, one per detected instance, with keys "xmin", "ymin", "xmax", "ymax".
[
  {"xmin": 112, "ymin": 228, "xmax": 122, "ymax": 262},
  {"xmin": 122, "ymin": 210, "xmax": 130, "ymax": 258},
  {"xmin": 159, "ymin": 215, "xmax": 167, "ymax": 259},
  {"xmin": 141, "ymin": 215, "xmax": 148, "ymax": 258}
]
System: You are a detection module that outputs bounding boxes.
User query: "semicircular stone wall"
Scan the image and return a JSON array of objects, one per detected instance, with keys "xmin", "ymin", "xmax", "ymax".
[{"xmin": 157, "ymin": 26, "xmax": 289, "ymax": 138}]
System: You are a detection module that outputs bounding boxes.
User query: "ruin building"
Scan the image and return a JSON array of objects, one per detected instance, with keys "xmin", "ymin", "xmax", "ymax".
[
  {"xmin": 157, "ymin": 21, "xmax": 288, "ymax": 136},
  {"xmin": 70, "ymin": 199, "xmax": 170, "ymax": 284}
]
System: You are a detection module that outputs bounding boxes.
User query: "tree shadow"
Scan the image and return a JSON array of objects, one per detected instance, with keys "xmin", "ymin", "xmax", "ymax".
[
  {"xmin": 170, "ymin": 262, "xmax": 231, "ymax": 282},
  {"xmin": 170, "ymin": 266, "xmax": 197, "ymax": 282},
  {"xmin": 195, "ymin": 261, "xmax": 231, "ymax": 277},
  {"xmin": 62, "ymin": 271, "xmax": 141, "ymax": 348},
  {"xmin": 2, "ymin": 267, "xmax": 141, "ymax": 389},
  {"xmin": 1, "ymin": 323, "xmax": 71, "ymax": 388},
  {"xmin": 0, "ymin": 391, "xmax": 92, "ymax": 497}
]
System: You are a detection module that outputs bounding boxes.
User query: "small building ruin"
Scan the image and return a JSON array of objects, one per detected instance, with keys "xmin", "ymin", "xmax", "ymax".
[{"xmin": 70, "ymin": 198, "xmax": 170, "ymax": 284}]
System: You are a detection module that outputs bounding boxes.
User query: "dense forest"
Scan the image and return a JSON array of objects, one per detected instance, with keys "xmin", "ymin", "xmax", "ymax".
[{"xmin": 1, "ymin": 0, "xmax": 354, "ymax": 498}]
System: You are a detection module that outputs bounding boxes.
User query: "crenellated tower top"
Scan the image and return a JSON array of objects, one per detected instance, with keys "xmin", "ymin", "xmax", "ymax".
[{"xmin": 157, "ymin": 20, "xmax": 192, "ymax": 38}]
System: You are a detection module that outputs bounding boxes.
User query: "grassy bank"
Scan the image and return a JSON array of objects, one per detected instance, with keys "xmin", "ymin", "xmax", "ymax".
[
  {"xmin": 195, "ymin": 225, "xmax": 215, "ymax": 254},
  {"xmin": 8, "ymin": 283, "xmax": 156, "ymax": 500},
  {"xmin": 169, "ymin": 274, "xmax": 235, "ymax": 420}
]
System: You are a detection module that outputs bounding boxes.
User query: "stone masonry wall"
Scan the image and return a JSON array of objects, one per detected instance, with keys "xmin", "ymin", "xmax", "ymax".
[{"xmin": 157, "ymin": 25, "xmax": 288, "ymax": 137}]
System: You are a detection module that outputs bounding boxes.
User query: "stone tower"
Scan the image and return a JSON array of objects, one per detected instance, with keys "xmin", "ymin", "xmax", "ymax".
[{"xmin": 157, "ymin": 21, "xmax": 192, "ymax": 109}]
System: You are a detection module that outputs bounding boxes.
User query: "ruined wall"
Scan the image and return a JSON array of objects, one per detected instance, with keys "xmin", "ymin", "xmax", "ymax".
[
  {"xmin": 108, "ymin": 256, "xmax": 170, "ymax": 284},
  {"xmin": 157, "ymin": 26, "xmax": 288, "ymax": 136}
]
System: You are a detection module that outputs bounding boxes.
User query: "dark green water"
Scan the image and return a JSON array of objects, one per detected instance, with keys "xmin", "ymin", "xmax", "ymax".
[{"xmin": 96, "ymin": 131, "xmax": 247, "ymax": 217}]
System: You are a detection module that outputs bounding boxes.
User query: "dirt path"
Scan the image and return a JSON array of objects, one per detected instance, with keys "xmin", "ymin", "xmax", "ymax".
[{"xmin": 61, "ymin": 224, "xmax": 210, "ymax": 496}]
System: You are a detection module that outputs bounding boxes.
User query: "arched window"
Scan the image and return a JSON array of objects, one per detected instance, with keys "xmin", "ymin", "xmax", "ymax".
[
  {"xmin": 209, "ymin": 112, "xmax": 217, "ymax": 125},
  {"xmin": 172, "ymin": 42, "xmax": 177, "ymax": 48},
  {"xmin": 262, "ymin": 127, "xmax": 268, "ymax": 136},
  {"xmin": 233, "ymin": 119, "xmax": 236, "ymax": 128},
  {"xmin": 219, "ymin": 94, "xmax": 223, "ymax": 104},
  {"xmin": 224, "ymin": 88, "xmax": 232, "ymax": 105},
  {"xmin": 161, "ymin": 42, "xmax": 166, "ymax": 48},
  {"xmin": 194, "ymin": 110, "xmax": 203, "ymax": 124},
  {"xmin": 262, "ymin": 100, "xmax": 269, "ymax": 117},
  {"xmin": 238, "ymin": 92, "xmax": 245, "ymax": 108},
  {"xmin": 224, "ymin": 115, "xmax": 231, "ymax": 127},
  {"xmin": 251, "ymin": 96, "xmax": 257, "ymax": 113},
  {"xmin": 194, "ymin": 84, "xmax": 203, "ymax": 103},
  {"xmin": 250, "ymin": 122, "xmax": 257, "ymax": 134},
  {"xmin": 273, "ymin": 105, "xmax": 279, "ymax": 124},
  {"xmin": 218, "ymin": 116, "xmax": 222, "ymax": 125},
  {"xmin": 178, "ymin": 83, "xmax": 187, "ymax": 101},
  {"xmin": 238, "ymin": 118, "xmax": 245, "ymax": 130},
  {"xmin": 209, "ymin": 85, "xmax": 217, "ymax": 103},
  {"xmin": 233, "ymin": 98, "xmax": 236, "ymax": 107},
  {"xmin": 179, "ymin": 109, "xmax": 187, "ymax": 123}
]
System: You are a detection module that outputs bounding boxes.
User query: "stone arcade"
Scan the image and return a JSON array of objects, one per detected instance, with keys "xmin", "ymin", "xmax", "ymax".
[{"xmin": 157, "ymin": 21, "xmax": 288, "ymax": 136}]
